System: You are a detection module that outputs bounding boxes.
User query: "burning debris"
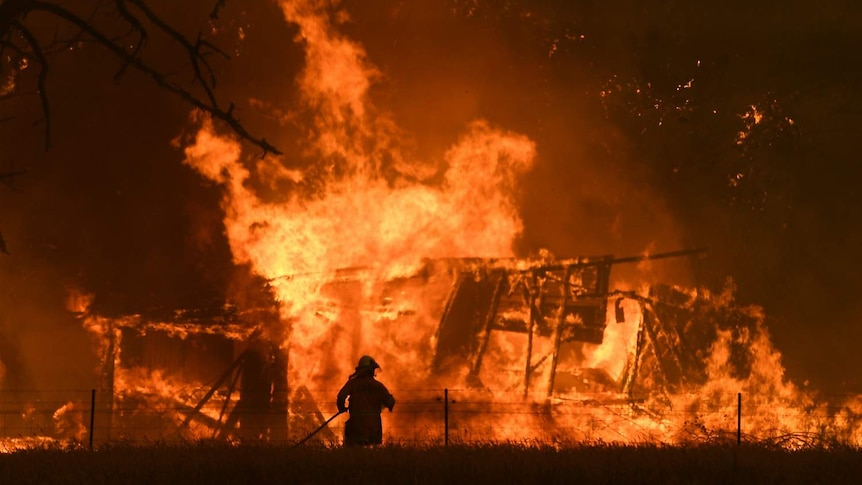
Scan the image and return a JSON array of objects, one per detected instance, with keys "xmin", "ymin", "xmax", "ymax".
[
  {"xmin": 0, "ymin": 248, "xmax": 832, "ymax": 447},
  {"xmin": 75, "ymin": 290, "xmax": 287, "ymax": 442},
  {"xmin": 2, "ymin": 248, "xmax": 861, "ymax": 448},
  {"xmin": 2, "ymin": 0, "xmax": 861, "ymax": 452},
  {"xmin": 430, "ymin": 248, "xmax": 709, "ymax": 399},
  {"xmin": 72, "ymin": 1, "xmax": 860, "ymax": 441}
]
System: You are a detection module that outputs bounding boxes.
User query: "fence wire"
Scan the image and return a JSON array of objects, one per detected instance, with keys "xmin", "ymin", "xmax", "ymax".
[{"xmin": 1, "ymin": 389, "xmax": 861, "ymax": 449}]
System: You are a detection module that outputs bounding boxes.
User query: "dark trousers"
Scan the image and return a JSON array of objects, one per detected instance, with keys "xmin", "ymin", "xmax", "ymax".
[{"xmin": 344, "ymin": 413, "xmax": 383, "ymax": 446}]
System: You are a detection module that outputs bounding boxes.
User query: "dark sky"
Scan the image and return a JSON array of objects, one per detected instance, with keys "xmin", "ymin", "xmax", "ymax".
[{"xmin": 2, "ymin": 0, "xmax": 862, "ymax": 394}]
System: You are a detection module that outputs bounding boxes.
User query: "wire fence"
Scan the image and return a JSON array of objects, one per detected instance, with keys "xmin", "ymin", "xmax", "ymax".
[{"xmin": 2, "ymin": 388, "xmax": 861, "ymax": 450}]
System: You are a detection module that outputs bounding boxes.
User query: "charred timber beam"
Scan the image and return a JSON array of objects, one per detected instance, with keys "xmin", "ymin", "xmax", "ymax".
[
  {"xmin": 180, "ymin": 349, "xmax": 249, "ymax": 429},
  {"xmin": 271, "ymin": 348, "xmax": 289, "ymax": 441},
  {"xmin": 468, "ymin": 248, "xmax": 705, "ymax": 279},
  {"xmin": 468, "ymin": 272, "xmax": 506, "ymax": 381},
  {"xmin": 527, "ymin": 353, "xmax": 550, "ymax": 375},
  {"xmin": 291, "ymin": 385, "xmax": 335, "ymax": 443},
  {"xmin": 213, "ymin": 363, "xmax": 243, "ymax": 437},
  {"xmin": 431, "ymin": 272, "xmax": 467, "ymax": 372},
  {"xmin": 523, "ymin": 274, "xmax": 537, "ymax": 399},
  {"xmin": 641, "ymin": 301, "xmax": 687, "ymax": 387},
  {"xmin": 602, "ymin": 247, "xmax": 707, "ymax": 267},
  {"xmin": 438, "ymin": 247, "xmax": 706, "ymax": 273},
  {"xmin": 622, "ymin": 302, "xmax": 648, "ymax": 398},
  {"xmin": 173, "ymin": 402, "xmax": 227, "ymax": 431},
  {"xmin": 216, "ymin": 406, "xmax": 242, "ymax": 440},
  {"xmin": 651, "ymin": 312, "xmax": 688, "ymax": 382},
  {"xmin": 524, "ymin": 248, "xmax": 707, "ymax": 274},
  {"xmin": 235, "ymin": 346, "xmax": 272, "ymax": 440},
  {"xmin": 268, "ymin": 248, "xmax": 707, "ymax": 283},
  {"xmin": 639, "ymin": 304, "xmax": 676, "ymax": 394},
  {"xmin": 546, "ymin": 266, "xmax": 573, "ymax": 400}
]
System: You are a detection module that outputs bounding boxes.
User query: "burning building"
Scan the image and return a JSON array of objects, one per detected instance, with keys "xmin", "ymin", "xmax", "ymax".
[
  {"xmin": 4, "ymin": 0, "xmax": 862, "ymax": 451},
  {"xmin": 65, "ymin": 246, "xmax": 812, "ymax": 445},
  {"xmin": 80, "ymin": 292, "xmax": 288, "ymax": 442},
  {"xmin": 60, "ymin": 0, "xmax": 859, "ymax": 445}
]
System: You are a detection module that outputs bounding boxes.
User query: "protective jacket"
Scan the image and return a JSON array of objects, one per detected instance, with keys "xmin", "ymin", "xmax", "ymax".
[{"xmin": 336, "ymin": 373, "xmax": 395, "ymax": 446}]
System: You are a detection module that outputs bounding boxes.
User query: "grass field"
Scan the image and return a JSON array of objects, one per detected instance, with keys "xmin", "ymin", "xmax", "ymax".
[{"xmin": 1, "ymin": 441, "xmax": 860, "ymax": 484}]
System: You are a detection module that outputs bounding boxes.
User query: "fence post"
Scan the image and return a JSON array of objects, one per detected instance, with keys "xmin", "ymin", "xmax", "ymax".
[
  {"xmin": 89, "ymin": 389, "xmax": 96, "ymax": 450},
  {"xmin": 737, "ymin": 392, "xmax": 741, "ymax": 446},
  {"xmin": 444, "ymin": 388, "xmax": 449, "ymax": 446}
]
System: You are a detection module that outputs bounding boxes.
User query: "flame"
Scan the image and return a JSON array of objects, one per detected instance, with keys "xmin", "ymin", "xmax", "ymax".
[
  {"xmin": 736, "ymin": 104, "xmax": 763, "ymax": 145},
  {"xmin": 65, "ymin": 288, "xmax": 94, "ymax": 314},
  {"xmin": 172, "ymin": 0, "xmax": 862, "ymax": 447},
  {"xmin": 182, "ymin": 0, "xmax": 536, "ymax": 393},
  {"xmin": 48, "ymin": 0, "xmax": 862, "ymax": 448},
  {"xmin": 53, "ymin": 401, "xmax": 87, "ymax": 441}
]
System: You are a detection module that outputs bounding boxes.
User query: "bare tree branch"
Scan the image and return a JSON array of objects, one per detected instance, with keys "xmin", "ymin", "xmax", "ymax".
[
  {"xmin": 0, "ymin": 39, "xmax": 26, "ymax": 56},
  {"xmin": 40, "ymin": 2, "xmax": 121, "ymax": 57},
  {"xmin": 113, "ymin": 0, "xmax": 147, "ymax": 82},
  {"xmin": 0, "ymin": 231, "xmax": 9, "ymax": 255},
  {"xmin": 0, "ymin": 169, "xmax": 28, "ymax": 180},
  {"xmin": 126, "ymin": 0, "xmax": 223, "ymax": 107},
  {"xmin": 11, "ymin": 20, "xmax": 50, "ymax": 149},
  {"xmin": 0, "ymin": 0, "xmax": 35, "ymax": 43},
  {"xmin": 1, "ymin": 0, "xmax": 281, "ymax": 156},
  {"xmin": 210, "ymin": 0, "xmax": 227, "ymax": 20}
]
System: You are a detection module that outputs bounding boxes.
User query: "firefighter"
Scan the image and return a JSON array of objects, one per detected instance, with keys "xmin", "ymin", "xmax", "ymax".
[{"xmin": 336, "ymin": 355, "xmax": 396, "ymax": 446}]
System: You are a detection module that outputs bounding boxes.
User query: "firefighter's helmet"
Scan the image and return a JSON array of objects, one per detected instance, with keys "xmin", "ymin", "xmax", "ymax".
[{"xmin": 356, "ymin": 355, "xmax": 380, "ymax": 371}]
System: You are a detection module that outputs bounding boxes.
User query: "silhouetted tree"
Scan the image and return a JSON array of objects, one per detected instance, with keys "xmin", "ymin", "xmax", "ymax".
[
  {"xmin": 0, "ymin": 0, "xmax": 281, "ymax": 255},
  {"xmin": 0, "ymin": 0, "xmax": 279, "ymax": 155}
]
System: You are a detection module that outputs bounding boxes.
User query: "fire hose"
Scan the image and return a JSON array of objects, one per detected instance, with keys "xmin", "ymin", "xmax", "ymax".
[{"xmin": 294, "ymin": 410, "xmax": 345, "ymax": 446}]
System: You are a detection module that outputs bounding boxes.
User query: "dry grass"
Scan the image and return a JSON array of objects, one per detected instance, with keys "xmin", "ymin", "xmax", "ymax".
[{"xmin": 1, "ymin": 441, "xmax": 860, "ymax": 484}]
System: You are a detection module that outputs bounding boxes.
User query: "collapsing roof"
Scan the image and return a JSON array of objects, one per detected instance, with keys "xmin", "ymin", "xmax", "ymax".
[
  {"xmin": 83, "ymin": 248, "xmax": 760, "ymax": 442},
  {"xmin": 424, "ymin": 248, "xmax": 760, "ymax": 402}
]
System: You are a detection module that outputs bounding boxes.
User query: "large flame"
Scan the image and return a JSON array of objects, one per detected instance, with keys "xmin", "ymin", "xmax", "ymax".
[
  {"xmin": 3, "ymin": 0, "xmax": 849, "ymax": 451},
  {"xmin": 174, "ymin": 0, "xmax": 862, "ymax": 447},
  {"xmin": 182, "ymin": 0, "xmax": 536, "ymax": 392}
]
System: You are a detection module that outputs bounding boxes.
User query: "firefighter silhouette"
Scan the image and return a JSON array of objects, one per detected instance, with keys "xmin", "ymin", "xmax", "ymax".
[{"xmin": 336, "ymin": 355, "xmax": 395, "ymax": 446}]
